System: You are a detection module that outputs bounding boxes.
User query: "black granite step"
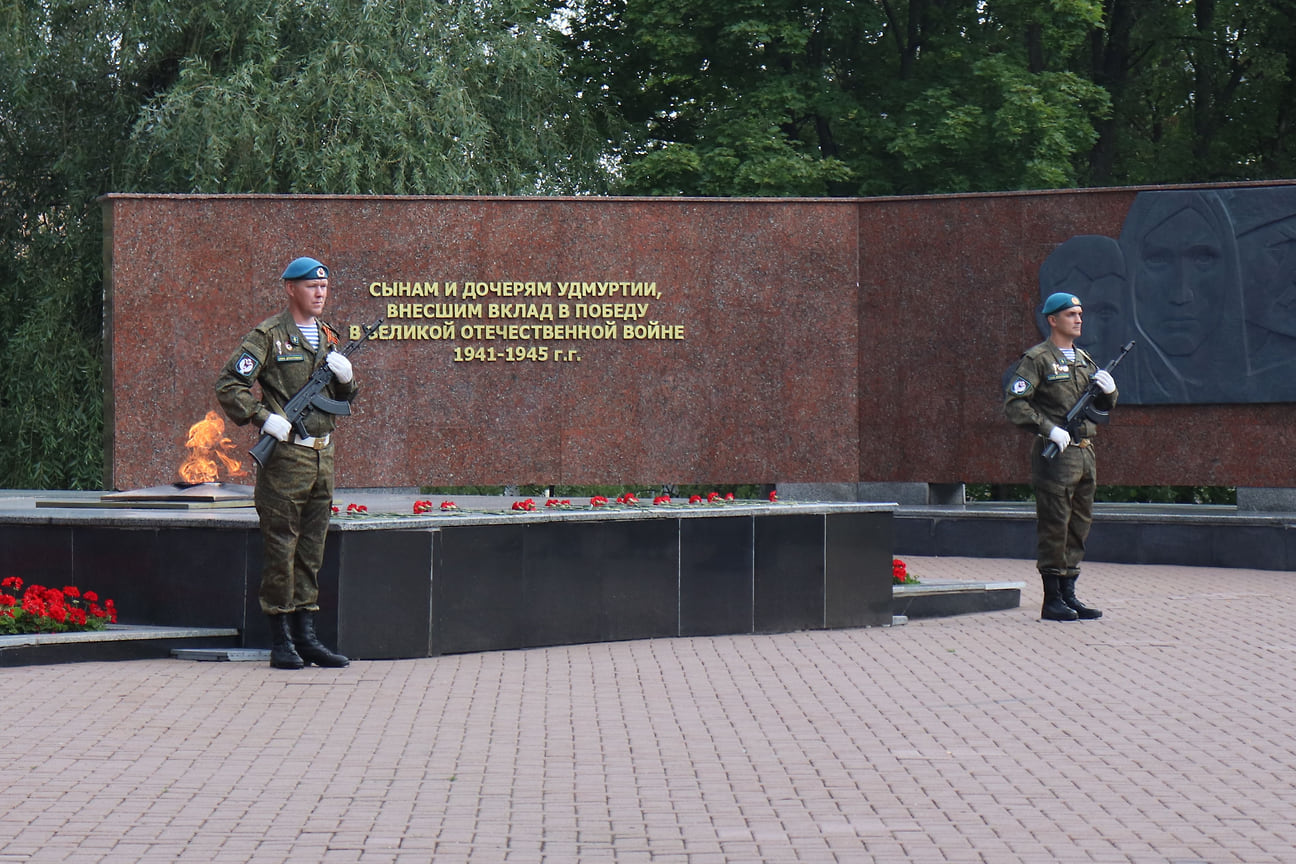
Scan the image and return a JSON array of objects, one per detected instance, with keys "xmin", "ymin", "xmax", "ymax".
[
  {"xmin": 0, "ymin": 625, "xmax": 240, "ymax": 667},
  {"xmin": 892, "ymin": 580, "xmax": 1024, "ymax": 620}
]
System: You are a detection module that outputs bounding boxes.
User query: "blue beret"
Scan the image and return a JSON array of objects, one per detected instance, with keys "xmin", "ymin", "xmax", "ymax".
[
  {"xmin": 1042, "ymin": 292, "xmax": 1081, "ymax": 316},
  {"xmin": 281, "ymin": 257, "xmax": 329, "ymax": 280}
]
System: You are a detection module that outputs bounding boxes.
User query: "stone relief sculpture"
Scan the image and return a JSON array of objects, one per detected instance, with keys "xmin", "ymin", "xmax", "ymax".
[
  {"xmin": 1039, "ymin": 187, "xmax": 1295, "ymax": 404},
  {"xmin": 1037, "ymin": 234, "xmax": 1128, "ymax": 369},
  {"xmin": 1223, "ymin": 186, "xmax": 1296, "ymax": 397}
]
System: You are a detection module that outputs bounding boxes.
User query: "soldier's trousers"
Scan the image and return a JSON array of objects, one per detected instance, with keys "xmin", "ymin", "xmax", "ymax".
[
  {"xmin": 1030, "ymin": 438, "xmax": 1097, "ymax": 577},
  {"xmin": 254, "ymin": 443, "xmax": 334, "ymax": 615}
]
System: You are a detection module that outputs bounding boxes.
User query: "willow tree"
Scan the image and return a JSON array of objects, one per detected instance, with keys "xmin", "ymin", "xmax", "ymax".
[
  {"xmin": 120, "ymin": 0, "xmax": 609, "ymax": 194},
  {"xmin": 0, "ymin": 0, "xmax": 607, "ymax": 489}
]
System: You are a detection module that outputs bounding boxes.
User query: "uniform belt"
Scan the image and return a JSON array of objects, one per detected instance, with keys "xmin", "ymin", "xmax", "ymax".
[
  {"xmin": 291, "ymin": 433, "xmax": 330, "ymax": 450},
  {"xmin": 1074, "ymin": 438, "xmax": 1092, "ymax": 449}
]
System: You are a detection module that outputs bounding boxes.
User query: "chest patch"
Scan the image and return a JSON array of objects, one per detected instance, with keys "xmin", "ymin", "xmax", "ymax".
[
  {"xmin": 275, "ymin": 353, "xmax": 307, "ymax": 363},
  {"xmin": 1045, "ymin": 361, "xmax": 1070, "ymax": 382}
]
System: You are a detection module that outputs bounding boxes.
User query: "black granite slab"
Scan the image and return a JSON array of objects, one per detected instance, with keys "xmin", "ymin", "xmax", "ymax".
[
  {"xmin": 335, "ymin": 529, "xmax": 432, "ymax": 659},
  {"xmin": 523, "ymin": 519, "xmax": 680, "ymax": 648},
  {"xmin": 826, "ymin": 511, "xmax": 894, "ymax": 628},
  {"xmin": 754, "ymin": 514, "xmax": 825, "ymax": 633},
  {"xmin": 680, "ymin": 516, "xmax": 754, "ymax": 636},
  {"xmin": 73, "ymin": 526, "xmax": 249, "ymax": 629},
  {"xmin": 0, "ymin": 524, "xmax": 74, "ymax": 587},
  {"xmin": 432, "ymin": 523, "xmax": 529, "ymax": 654}
]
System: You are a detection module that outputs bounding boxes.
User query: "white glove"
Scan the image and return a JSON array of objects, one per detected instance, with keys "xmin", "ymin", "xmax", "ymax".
[
  {"xmin": 262, "ymin": 414, "xmax": 292, "ymax": 442},
  {"xmin": 1047, "ymin": 426, "xmax": 1071, "ymax": 453},
  {"xmin": 1093, "ymin": 369, "xmax": 1115, "ymax": 394},
  {"xmin": 326, "ymin": 351, "xmax": 353, "ymax": 384}
]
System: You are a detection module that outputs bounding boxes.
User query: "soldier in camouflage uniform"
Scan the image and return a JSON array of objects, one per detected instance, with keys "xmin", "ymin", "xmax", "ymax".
[
  {"xmin": 216, "ymin": 256, "xmax": 357, "ymax": 668},
  {"xmin": 1004, "ymin": 292, "xmax": 1118, "ymax": 622}
]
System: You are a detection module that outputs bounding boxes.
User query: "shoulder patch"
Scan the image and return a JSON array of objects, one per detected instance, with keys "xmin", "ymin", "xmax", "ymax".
[
  {"xmin": 233, "ymin": 352, "xmax": 260, "ymax": 380},
  {"xmin": 1009, "ymin": 376, "xmax": 1032, "ymax": 396}
]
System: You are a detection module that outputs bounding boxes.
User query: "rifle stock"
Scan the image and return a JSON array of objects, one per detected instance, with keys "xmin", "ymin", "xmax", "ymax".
[{"xmin": 249, "ymin": 316, "xmax": 384, "ymax": 468}]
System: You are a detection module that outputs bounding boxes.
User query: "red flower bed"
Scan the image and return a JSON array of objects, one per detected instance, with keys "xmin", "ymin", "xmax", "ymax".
[{"xmin": 0, "ymin": 576, "xmax": 118, "ymax": 634}]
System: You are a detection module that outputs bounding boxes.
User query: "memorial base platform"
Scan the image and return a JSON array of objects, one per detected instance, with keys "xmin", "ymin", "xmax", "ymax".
[{"xmin": 0, "ymin": 492, "xmax": 897, "ymax": 662}]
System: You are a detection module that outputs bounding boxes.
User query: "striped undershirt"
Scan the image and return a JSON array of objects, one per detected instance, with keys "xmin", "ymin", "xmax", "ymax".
[{"xmin": 299, "ymin": 321, "xmax": 319, "ymax": 349}]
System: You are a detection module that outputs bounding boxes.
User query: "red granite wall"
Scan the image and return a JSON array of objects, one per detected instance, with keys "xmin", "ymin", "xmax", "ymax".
[
  {"xmin": 104, "ymin": 195, "xmax": 860, "ymax": 490},
  {"xmin": 102, "ymin": 189, "xmax": 1296, "ymax": 491}
]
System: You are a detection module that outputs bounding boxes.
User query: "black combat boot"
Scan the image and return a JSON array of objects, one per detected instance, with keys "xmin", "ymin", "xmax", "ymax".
[
  {"xmin": 1040, "ymin": 573, "xmax": 1079, "ymax": 621},
  {"xmin": 268, "ymin": 614, "xmax": 305, "ymax": 669},
  {"xmin": 290, "ymin": 610, "xmax": 350, "ymax": 667},
  {"xmin": 1059, "ymin": 574, "xmax": 1102, "ymax": 619}
]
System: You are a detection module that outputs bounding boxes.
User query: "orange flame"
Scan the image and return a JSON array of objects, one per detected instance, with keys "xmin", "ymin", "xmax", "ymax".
[{"xmin": 178, "ymin": 410, "xmax": 248, "ymax": 484}]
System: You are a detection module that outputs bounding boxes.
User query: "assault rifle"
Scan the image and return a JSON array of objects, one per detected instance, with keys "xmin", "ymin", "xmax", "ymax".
[
  {"xmin": 249, "ymin": 316, "xmax": 385, "ymax": 468},
  {"xmin": 1042, "ymin": 340, "xmax": 1135, "ymax": 460}
]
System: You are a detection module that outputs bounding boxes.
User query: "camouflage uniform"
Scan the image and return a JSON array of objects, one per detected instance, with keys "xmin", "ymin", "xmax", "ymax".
[
  {"xmin": 215, "ymin": 311, "xmax": 358, "ymax": 615},
  {"xmin": 1004, "ymin": 340, "xmax": 1117, "ymax": 580}
]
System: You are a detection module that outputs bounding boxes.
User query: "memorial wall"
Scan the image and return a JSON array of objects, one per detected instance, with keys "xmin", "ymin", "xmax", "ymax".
[{"xmin": 102, "ymin": 184, "xmax": 1296, "ymax": 491}]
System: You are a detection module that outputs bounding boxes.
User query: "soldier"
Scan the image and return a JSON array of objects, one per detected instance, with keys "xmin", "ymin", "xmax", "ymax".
[
  {"xmin": 216, "ymin": 256, "xmax": 356, "ymax": 668},
  {"xmin": 1005, "ymin": 292, "xmax": 1118, "ymax": 621}
]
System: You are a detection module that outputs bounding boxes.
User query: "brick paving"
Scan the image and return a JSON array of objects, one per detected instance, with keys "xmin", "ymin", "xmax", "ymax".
[{"xmin": 2, "ymin": 556, "xmax": 1295, "ymax": 863}]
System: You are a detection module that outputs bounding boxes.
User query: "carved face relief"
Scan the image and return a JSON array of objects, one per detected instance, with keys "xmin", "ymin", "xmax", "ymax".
[{"xmin": 1135, "ymin": 208, "xmax": 1223, "ymax": 356}]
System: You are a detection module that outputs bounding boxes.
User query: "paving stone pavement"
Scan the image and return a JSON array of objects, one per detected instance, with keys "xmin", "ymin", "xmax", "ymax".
[{"xmin": 2, "ymin": 556, "xmax": 1295, "ymax": 864}]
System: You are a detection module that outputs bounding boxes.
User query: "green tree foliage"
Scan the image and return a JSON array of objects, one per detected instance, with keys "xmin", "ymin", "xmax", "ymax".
[
  {"xmin": 0, "ymin": 0, "xmax": 607, "ymax": 489},
  {"xmin": 968, "ymin": 483, "xmax": 1236, "ymax": 505},
  {"xmin": 568, "ymin": 0, "xmax": 1296, "ymax": 194},
  {"xmin": 1086, "ymin": 0, "xmax": 1296, "ymax": 183},
  {"xmin": 120, "ymin": 0, "xmax": 609, "ymax": 194},
  {"xmin": 567, "ymin": 0, "xmax": 1111, "ymax": 195},
  {"xmin": 0, "ymin": 1, "xmax": 133, "ymax": 489}
]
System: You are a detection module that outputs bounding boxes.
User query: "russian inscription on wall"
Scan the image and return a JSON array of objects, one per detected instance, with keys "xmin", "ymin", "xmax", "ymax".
[{"xmin": 366, "ymin": 278, "xmax": 681, "ymax": 364}]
